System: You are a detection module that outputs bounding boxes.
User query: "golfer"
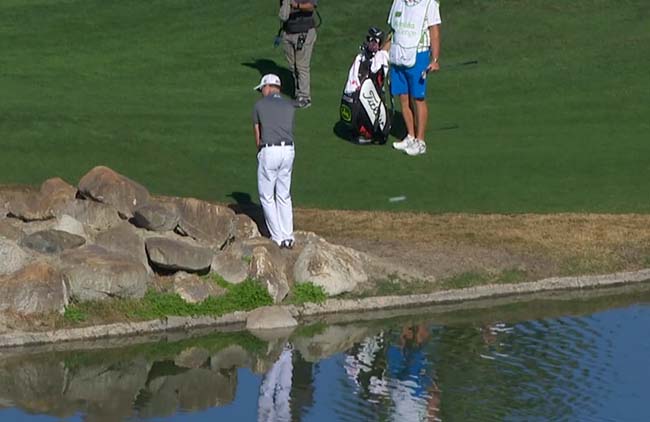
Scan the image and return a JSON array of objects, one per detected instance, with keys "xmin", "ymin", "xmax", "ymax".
[
  {"xmin": 252, "ymin": 74, "xmax": 296, "ymax": 249},
  {"xmin": 387, "ymin": 0, "xmax": 441, "ymax": 156}
]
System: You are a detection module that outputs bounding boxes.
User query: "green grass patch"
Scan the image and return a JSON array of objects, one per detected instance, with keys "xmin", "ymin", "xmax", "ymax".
[
  {"xmin": 1, "ymin": 0, "xmax": 649, "ymax": 213},
  {"xmin": 287, "ymin": 282, "xmax": 327, "ymax": 305},
  {"xmin": 64, "ymin": 279, "xmax": 273, "ymax": 325},
  {"xmin": 63, "ymin": 305, "xmax": 87, "ymax": 323}
]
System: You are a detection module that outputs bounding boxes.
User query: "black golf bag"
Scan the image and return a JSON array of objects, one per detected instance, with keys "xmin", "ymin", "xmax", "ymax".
[{"xmin": 339, "ymin": 29, "xmax": 392, "ymax": 144}]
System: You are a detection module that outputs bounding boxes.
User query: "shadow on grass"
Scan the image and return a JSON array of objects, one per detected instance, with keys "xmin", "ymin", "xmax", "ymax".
[
  {"xmin": 242, "ymin": 59, "xmax": 295, "ymax": 99},
  {"xmin": 227, "ymin": 191, "xmax": 270, "ymax": 238}
]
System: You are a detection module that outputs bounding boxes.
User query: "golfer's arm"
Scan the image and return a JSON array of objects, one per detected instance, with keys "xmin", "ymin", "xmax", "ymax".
[
  {"xmin": 429, "ymin": 24, "xmax": 440, "ymax": 62},
  {"xmin": 254, "ymin": 124, "xmax": 261, "ymax": 149}
]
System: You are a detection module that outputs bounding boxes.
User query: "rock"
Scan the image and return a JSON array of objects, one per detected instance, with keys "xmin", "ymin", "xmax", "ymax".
[
  {"xmin": 210, "ymin": 251, "xmax": 248, "ymax": 284},
  {"xmin": 175, "ymin": 197, "xmax": 235, "ymax": 248},
  {"xmin": 39, "ymin": 177, "xmax": 77, "ymax": 208},
  {"xmin": 246, "ymin": 306, "xmax": 297, "ymax": 330},
  {"xmin": 0, "ymin": 185, "xmax": 37, "ymax": 216},
  {"xmin": 60, "ymin": 245, "xmax": 149, "ymax": 301},
  {"xmin": 233, "ymin": 214, "xmax": 261, "ymax": 240},
  {"xmin": 249, "ymin": 246, "xmax": 289, "ymax": 303},
  {"xmin": 0, "ymin": 262, "xmax": 69, "ymax": 315},
  {"xmin": 53, "ymin": 214, "xmax": 86, "ymax": 238},
  {"xmin": 95, "ymin": 222, "xmax": 150, "ymax": 274},
  {"xmin": 5, "ymin": 178, "xmax": 76, "ymax": 221},
  {"xmin": 225, "ymin": 236, "xmax": 278, "ymax": 263},
  {"xmin": 133, "ymin": 201, "xmax": 180, "ymax": 232},
  {"xmin": 61, "ymin": 199, "xmax": 122, "ymax": 231},
  {"xmin": 146, "ymin": 237, "xmax": 214, "ymax": 273},
  {"xmin": 174, "ymin": 347, "xmax": 211, "ymax": 369},
  {"xmin": 0, "ymin": 238, "xmax": 28, "ymax": 276},
  {"xmin": 78, "ymin": 166, "xmax": 150, "ymax": 218},
  {"xmin": 20, "ymin": 229, "xmax": 85, "ymax": 254},
  {"xmin": 0, "ymin": 219, "xmax": 24, "ymax": 241},
  {"xmin": 172, "ymin": 272, "xmax": 226, "ymax": 303},
  {"xmin": 293, "ymin": 237, "xmax": 368, "ymax": 296}
]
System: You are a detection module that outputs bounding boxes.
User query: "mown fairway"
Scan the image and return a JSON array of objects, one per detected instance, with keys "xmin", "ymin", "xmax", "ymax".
[{"xmin": 1, "ymin": 0, "xmax": 649, "ymax": 212}]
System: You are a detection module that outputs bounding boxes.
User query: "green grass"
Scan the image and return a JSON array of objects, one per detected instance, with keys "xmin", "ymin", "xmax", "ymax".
[
  {"xmin": 287, "ymin": 282, "xmax": 328, "ymax": 305},
  {"xmin": 1, "ymin": 0, "xmax": 649, "ymax": 213},
  {"xmin": 64, "ymin": 280, "xmax": 273, "ymax": 324}
]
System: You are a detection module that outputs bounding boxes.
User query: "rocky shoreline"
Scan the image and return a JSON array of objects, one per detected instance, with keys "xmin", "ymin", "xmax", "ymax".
[
  {"xmin": 1, "ymin": 268, "xmax": 649, "ymax": 348},
  {"xmin": 2, "ymin": 166, "xmax": 650, "ymax": 347}
]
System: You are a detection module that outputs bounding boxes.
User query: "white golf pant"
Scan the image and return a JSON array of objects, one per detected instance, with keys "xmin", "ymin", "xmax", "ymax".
[{"xmin": 257, "ymin": 145, "xmax": 295, "ymax": 245}]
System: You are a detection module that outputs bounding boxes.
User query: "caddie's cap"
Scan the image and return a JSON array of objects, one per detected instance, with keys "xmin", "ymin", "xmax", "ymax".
[{"xmin": 253, "ymin": 74, "xmax": 282, "ymax": 91}]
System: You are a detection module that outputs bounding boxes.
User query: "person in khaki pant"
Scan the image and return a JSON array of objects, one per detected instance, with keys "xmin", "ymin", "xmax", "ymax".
[{"xmin": 279, "ymin": 0, "xmax": 318, "ymax": 109}]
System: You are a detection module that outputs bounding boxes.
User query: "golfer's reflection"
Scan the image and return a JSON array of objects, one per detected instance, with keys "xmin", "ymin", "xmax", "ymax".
[{"xmin": 258, "ymin": 343, "xmax": 294, "ymax": 422}]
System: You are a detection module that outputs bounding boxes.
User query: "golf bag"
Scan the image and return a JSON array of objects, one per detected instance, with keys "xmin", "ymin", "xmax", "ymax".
[{"xmin": 339, "ymin": 28, "xmax": 392, "ymax": 144}]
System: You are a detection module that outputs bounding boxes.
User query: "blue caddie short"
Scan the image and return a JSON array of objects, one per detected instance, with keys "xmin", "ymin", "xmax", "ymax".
[{"xmin": 390, "ymin": 50, "xmax": 431, "ymax": 100}]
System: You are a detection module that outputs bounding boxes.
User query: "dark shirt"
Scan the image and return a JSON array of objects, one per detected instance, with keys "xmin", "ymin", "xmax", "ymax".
[
  {"xmin": 252, "ymin": 93, "xmax": 295, "ymax": 145},
  {"xmin": 285, "ymin": 0, "xmax": 318, "ymax": 33}
]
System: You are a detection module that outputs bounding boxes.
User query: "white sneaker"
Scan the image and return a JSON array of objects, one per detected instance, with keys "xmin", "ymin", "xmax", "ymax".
[
  {"xmin": 405, "ymin": 139, "xmax": 427, "ymax": 156},
  {"xmin": 392, "ymin": 134, "xmax": 415, "ymax": 151}
]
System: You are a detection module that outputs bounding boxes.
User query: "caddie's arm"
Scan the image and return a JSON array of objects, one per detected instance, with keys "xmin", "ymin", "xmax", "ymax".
[
  {"xmin": 382, "ymin": 32, "xmax": 391, "ymax": 51},
  {"xmin": 254, "ymin": 124, "xmax": 261, "ymax": 150},
  {"xmin": 291, "ymin": 0, "xmax": 315, "ymax": 11},
  {"xmin": 427, "ymin": 24, "xmax": 441, "ymax": 72}
]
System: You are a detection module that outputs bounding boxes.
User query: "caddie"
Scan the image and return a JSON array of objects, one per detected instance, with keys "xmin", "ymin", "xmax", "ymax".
[
  {"xmin": 387, "ymin": 0, "xmax": 441, "ymax": 156},
  {"xmin": 252, "ymin": 74, "xmax": 296, "ymax": 249}
]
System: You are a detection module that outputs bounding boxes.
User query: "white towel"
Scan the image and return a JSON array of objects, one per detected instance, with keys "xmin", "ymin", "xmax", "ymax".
[{"xmin": 388, "ymin": 0, "xmax": 431, "ymax": 67}]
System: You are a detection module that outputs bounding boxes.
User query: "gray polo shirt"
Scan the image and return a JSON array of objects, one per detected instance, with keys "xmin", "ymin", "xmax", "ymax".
[{"xmin": 252, "ymin": 93, "xmax": 295, "ymax": 145}]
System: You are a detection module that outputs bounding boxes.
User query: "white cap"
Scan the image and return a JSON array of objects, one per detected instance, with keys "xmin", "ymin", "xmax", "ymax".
[{"xmin": 253, "ymin": 73, "xmax": 281, "ymax": 91}]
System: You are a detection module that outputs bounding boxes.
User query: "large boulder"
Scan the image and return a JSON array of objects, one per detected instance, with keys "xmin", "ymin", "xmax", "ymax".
[
  {"xmin": 133, "ymin": 201, "xmax": 180, "ymax": 232},
  {"xmin": 20, "ymin": 229, "xmax": 86, "ymax": 254},
  {"xmin": 233, "ymin": 214, "xmax": 261, "ymax": 240},
  {"xmin": 95, "ymin": 222, "xmax": 150, "ymax": 274},
  {"xmin": 249, "ymin": 246, "xmax": 289, "ymax": 303},
  {"xmin": 175, "ymin": 198, "xmax": 235, "ymax": 248},
  {"xmin": 0, "ymin": 238, "xmax": 28, "ymax": 276},
  {"xmin": 60, "ymin": 199, "xmax": 122, "ymax": 231},
  {"xmin": 60, "ymin": 245, "xmax": 149, "ymax": 301},
  {"xmin": 210, "ymin": 251, "xmax": 248, "ymax": 284},
  {"xmin": 6, "ymin": 178, "xmax": 76, "ymax": 221},
  {"xmin": 293, "ymin": 237, "xmax": 368, "ymax": 296},
  {"xmin": 246, "ymin": 306, "xmax": 297, "ymax": 330},
  {"xmin": 172, "ymin": 272, "xmax": 226, "ymax": 304},
  {"xmin": 146, "ymin": 237, "xmax": 213, "ymax": 273},
  {"xmin": 78, "ymin": 166, "xmax": 150, "ymax": 218},
  {"xmin": 0, "ymin": 262, "xmax": 69, "ymax": 315}
]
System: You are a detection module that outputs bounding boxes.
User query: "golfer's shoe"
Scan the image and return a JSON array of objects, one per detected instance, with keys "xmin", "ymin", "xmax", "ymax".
[
  {"xmin": 295, "ymin": 97, "xmax": 312, "ymax": 109},
  {"xmin": 280, "ymin": 239, "xmax": 295, "ymax": 249},
  {"xmin": 392, "ymin": 134, "xmax": 415, "ymax": 151},
  {"xmin": 405, "ymin": 139, "xmax": 427, "ymax": 156}
]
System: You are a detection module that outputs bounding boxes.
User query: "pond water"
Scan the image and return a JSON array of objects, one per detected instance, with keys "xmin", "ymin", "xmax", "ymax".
[{"xmin": 1, "ymin": 284, "xmax": 650, "ymax": 422}]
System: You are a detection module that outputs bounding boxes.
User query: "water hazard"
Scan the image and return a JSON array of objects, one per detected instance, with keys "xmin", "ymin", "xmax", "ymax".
[{"xmin": 1, "ymin": 284, "xmax": 650, "ymax": 421}]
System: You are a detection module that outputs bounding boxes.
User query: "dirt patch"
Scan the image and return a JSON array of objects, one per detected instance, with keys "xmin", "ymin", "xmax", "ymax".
[{"xmin": 295, "ymin": 210, "xmax": 650, "ymax": 283}]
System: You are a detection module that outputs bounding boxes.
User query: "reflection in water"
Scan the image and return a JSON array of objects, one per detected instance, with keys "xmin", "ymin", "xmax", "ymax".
[{"xmin": 1, "ymin": 285, "xmax": 650, "ymax": 421}]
